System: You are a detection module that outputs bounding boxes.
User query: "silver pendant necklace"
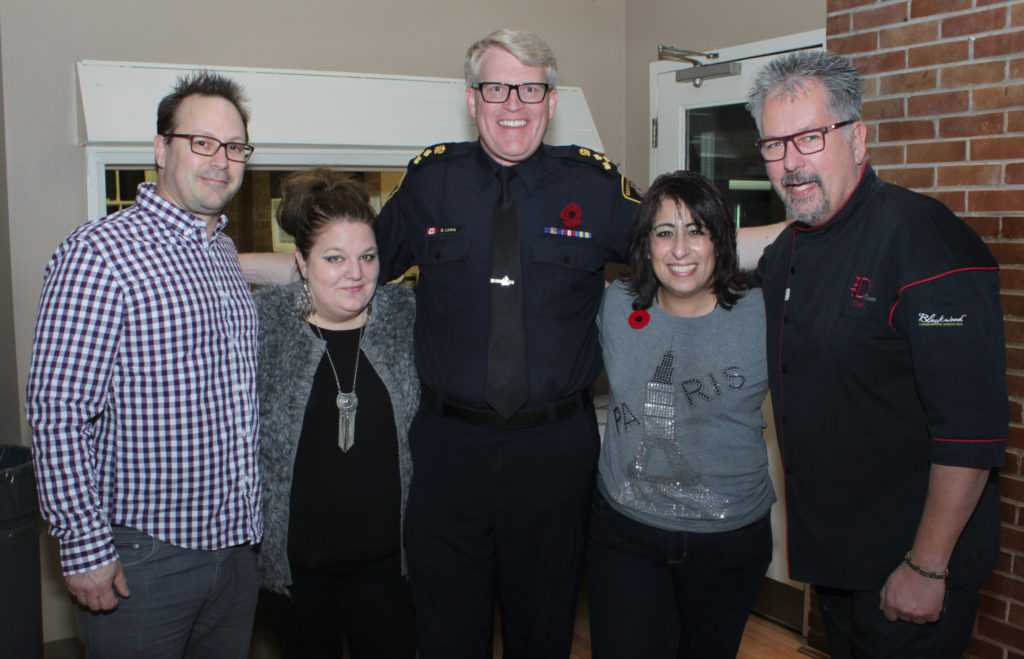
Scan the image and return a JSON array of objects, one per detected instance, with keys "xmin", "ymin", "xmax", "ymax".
[{"xmin": 313, "ymin": 311, "xmax": 367, "ymax": 452}]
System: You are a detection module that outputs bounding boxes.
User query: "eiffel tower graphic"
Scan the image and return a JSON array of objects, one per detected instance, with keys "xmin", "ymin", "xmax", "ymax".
[{"xmin": 623, "ymin": 347, "xmax": 728, "ymax": 519}]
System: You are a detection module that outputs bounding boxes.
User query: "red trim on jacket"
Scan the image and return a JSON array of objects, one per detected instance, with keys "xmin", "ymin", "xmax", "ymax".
[{"xmin": 887, "ymin": 266, "xmax": 1001, "ymax": 327}]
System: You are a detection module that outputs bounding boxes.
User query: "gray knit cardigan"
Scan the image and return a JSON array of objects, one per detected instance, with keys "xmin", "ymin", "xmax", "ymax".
[{"xmin": 254, "ymin": 281, "xmax": 418, "ymax": 595}]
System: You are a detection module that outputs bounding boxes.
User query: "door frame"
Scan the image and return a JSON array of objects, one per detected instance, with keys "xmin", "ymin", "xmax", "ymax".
[{"xmin": 648, "ymin": 29, "xmax": 825, "ymax": 184}]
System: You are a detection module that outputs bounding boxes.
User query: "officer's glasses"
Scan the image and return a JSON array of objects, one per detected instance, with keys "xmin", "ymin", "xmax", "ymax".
[
  {"xmin": 754, "ymin": 119, "xmax": 856, "ymax": 162},
  {"xmin": 165, "ymin": 133, "xmax": 255, "ymax": 163},
  {"xmin": 475, "ymin": 82, "xmax": 550, "ymax": 104}
]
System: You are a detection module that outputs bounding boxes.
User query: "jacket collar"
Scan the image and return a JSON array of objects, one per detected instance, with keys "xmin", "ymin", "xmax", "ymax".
[{"xmin": 793, "ymin": 163, "xmax": 882, "ymax": 236}]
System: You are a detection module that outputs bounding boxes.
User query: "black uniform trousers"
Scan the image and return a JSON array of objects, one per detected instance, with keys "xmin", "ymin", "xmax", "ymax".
[
  {"xmin": 404, "ymin": 404, "xmax": 600, "ymax": 659},
  {"xmin": 816, "ymin": 580, "xmax": 984, "ymax": 658}
]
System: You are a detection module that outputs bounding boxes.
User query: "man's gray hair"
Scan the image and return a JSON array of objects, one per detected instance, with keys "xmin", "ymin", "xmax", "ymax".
[
  {"xmin": 465, "ymin": 28, "xmax": 558, "ymax": 88},
  {"xmin": 746, "ymin": 50, "xmax": 863, "ymax": 134}
]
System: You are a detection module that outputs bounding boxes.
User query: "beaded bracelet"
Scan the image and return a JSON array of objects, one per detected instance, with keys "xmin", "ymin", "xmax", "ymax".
[{"xmin": 903, "ymin": 551, "xmax": 949, "ymax": 580}]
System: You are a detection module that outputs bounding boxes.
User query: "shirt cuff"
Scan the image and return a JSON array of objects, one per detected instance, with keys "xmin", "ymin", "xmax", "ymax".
[
  {"xmin": 930, "ymin": 436, "xmax": 1006, "ymax": 468},
  {"xmin": 58, "ymin": 526, "xmax": 118, "ymax": 576}
]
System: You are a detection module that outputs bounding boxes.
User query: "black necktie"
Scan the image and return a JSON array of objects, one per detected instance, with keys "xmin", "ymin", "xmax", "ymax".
[{"xmin": 484, "ymin": 167, "xmax": 529, "ymax": 418}]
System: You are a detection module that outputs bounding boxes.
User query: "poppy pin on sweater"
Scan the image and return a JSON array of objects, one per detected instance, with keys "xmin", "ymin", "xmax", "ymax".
[
  {"xmin": 560, "ymin": 202, "xmax": 582, "ymax": 229},
  {"xmin": 628, "ymin": 309, "xmax": 650, "ymax": 329}
]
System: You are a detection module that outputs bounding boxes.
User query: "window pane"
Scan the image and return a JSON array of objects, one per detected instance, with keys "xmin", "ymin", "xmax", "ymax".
[{"xmin": 687, "ymin": 103, "xmax": 786, "ymax": 228}]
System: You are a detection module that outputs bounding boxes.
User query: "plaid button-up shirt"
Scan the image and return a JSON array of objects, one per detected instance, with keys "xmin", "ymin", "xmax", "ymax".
[{"xmin": 27, "ymin": 183, "xmax": 262, "ymax": 576}]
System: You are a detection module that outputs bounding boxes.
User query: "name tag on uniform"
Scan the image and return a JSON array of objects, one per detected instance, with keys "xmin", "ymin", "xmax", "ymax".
[
  {"xmin": 426, "ymin": 226, "xmax": 460, "ymax": 235},
  {"xmin": 544, "ymin": 226, "xmax": 592, "ymax": 239}
]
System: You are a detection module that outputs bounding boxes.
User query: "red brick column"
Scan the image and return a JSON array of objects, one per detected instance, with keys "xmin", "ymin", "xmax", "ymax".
[{"xmin": 827, "ymin": 1, "xmax": 1023, "ymax": 656}]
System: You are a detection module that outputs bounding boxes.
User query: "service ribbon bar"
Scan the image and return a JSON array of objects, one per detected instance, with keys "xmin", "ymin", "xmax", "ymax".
[{"xmin": 544, "ymin": 227, "xmax": 592, "ymax": 239}]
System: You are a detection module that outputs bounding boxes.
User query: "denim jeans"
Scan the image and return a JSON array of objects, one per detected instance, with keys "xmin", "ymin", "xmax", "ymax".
[
  {"xmin": 75, "ymin": 526, "xmax": 259, "ymax": 659},
  {"xmin": 586, "ymin": 490, "xmax": 772, "ymax": 659}
]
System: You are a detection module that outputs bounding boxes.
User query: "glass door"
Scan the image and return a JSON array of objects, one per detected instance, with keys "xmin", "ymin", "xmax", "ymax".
[{"xmin": 686, "ymin": 102, "xmax": 784, "ymax": 228}]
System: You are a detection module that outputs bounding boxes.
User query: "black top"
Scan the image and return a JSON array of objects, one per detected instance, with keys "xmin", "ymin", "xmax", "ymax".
[
  {"xmin": 377, "ymin": 141, "xmax": 642, "ymax": 409},
  {"xmin": 752, "ymin": 165, "xmax": 1007, "ymax": 589},
  {"xmin": 287, "ymin": 323, "xmax": 402, "ymax": 574}
]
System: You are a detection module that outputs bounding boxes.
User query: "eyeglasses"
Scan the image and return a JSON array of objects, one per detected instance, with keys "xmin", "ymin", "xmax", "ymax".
[
  {"xmin": 754, "ymin": 120, "xmax": 856, "ymax": 162},
  {"xmin": 475, "ymin": 82, "xmax": 550, "ymax": 104},
  {"xmin": 165, "ymin": 133, "xmax": 255, "ymax": 163}
]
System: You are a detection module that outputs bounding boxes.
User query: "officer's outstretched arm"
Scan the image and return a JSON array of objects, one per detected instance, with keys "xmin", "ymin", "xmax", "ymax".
[{"xmin": 737, "ymin": 220, "xmax": 791, "ymax": 271}]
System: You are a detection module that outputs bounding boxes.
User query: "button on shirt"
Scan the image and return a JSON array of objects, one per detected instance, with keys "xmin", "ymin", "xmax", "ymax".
[
  {"xmin": 26, "ymin": 183, "xmax": 262, "ymax": 576},
  {"xmin": 377, "ymin": 142, "xmax": 640, "ymax": 407}
]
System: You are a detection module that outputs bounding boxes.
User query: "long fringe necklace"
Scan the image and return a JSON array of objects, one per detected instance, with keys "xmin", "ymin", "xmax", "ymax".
[{"xmin": 312, "ymin": 311, "xmax": 368, "ymax": 452}]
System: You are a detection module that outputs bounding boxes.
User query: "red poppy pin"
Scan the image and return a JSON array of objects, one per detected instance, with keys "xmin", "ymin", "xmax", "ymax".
[
  {"xmin": 560, "ymin": 202, "xmax": 582, "ymax": 228},
  {"xmin": 628, "ymin": 309, "xmax": 650, "ymax": 329}
]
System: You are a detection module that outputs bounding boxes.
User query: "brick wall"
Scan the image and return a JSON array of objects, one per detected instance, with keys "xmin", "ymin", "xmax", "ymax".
[{"xmin": 827, "ymin": 0, "xmax": 1024, "ymax": 656}]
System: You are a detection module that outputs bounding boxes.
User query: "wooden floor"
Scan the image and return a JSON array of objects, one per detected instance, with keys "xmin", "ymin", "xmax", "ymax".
[
  {"xmin": 491, "ymin": 594, "xmax": 818, "ymax": 659},
  {"xmin": 738, "ymin": 615, "xmax": 822, "ymax": 659},
  {"xmin": 492, "ymin": 613, "xmax": 811, "ymax": 658}
]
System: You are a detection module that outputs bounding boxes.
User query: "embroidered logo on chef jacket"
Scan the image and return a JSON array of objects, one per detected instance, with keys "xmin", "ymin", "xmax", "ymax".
[
  {"xmin": 917, "ymin": 313, "xmax": 966, "ymax": 327},
  {"xmin": 848, "ymin": 275, "xmax": 876, "ymax": 309}
]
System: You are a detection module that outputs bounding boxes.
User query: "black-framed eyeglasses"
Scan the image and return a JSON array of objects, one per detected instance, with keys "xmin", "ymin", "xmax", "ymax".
[
  {"xmin": 165, "ymin": 133, "xmax": 255, "ymax": 163},
  {"xmin": 754, "ymin": 119, "xmax": 856, "ymax": 162},
  {"xmin": 475, "ymin": 82, "xmax": 550, "ymax": 104}
]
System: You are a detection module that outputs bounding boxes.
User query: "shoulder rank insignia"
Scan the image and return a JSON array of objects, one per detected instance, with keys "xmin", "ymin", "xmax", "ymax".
[
  {"xmin": 555, "ymin": 144, "xmax": 622, "ymax": 175},
  {"xmin": 410, "ymin": 142, "xmax": 456, "ymax": 168}
]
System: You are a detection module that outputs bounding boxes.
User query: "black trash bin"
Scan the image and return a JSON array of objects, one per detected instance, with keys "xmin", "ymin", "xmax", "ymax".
[{"xmin": 0, "ymin": 444, "xmax": 44, "ymax": 659}]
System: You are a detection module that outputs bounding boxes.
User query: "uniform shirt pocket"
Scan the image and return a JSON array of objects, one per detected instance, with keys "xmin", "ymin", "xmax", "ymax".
[
  {"xmin": 530, "ymin": 235, "xmax": 606, "ymax": 320},
  {"xmin": 411, "ymin": 235, "xmax": 472, "ymax": 317}
]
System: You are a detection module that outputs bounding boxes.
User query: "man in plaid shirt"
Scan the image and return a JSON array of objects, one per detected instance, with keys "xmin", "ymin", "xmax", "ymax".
[{"xmin": 26, "ymin": 72, "xmax": 262, "ymax": 658}]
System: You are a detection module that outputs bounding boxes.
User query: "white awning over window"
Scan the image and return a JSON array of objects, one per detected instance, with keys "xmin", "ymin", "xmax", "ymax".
[{"xmin": 77, "ymin": 60, "xmax": 601, "ymax": 157}]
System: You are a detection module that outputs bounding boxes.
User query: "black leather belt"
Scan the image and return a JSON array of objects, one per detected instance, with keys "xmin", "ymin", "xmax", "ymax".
[{"xmin": 421, "ymin": 387, "xmax": 591, "ymax": 429}]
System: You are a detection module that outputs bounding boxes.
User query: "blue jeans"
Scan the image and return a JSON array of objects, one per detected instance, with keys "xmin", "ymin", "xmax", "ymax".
[
  {"xmin": 75, "ymin": 526, "xmax": 259, "ymax": 659},
  {"xmin": 586, "ymin": 490, "xmax": 772, "ymax": 659}
]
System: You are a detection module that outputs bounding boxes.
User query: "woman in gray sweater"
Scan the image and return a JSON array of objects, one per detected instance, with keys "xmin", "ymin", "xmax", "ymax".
[
  {"xmin": 254, "ymin": 169, "xmax": 418, "ymax": 658},
  {"xmin": 588, "ymin": 170, "xmax": 774, "ymax": 659}
]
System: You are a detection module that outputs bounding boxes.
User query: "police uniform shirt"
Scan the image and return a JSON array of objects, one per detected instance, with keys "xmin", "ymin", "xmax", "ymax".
[
  {"xmin": 752, "ymin": 164, "xmax": 1007, "ymax": 590},
  {"xmin": 377, "ymin": 141, "xmax": 641, "ymax": 408}
]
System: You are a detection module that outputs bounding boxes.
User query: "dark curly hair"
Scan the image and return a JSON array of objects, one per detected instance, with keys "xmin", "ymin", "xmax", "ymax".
[
  {"xmin": 626, "ymin": 170, "xmax": 746, "ymax": 311},
  {"xmin": 275, "ymin": 168, "xmax": 376, "ymax": 260}
]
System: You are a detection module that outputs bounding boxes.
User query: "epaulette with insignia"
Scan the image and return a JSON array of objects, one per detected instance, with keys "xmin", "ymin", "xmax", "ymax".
[
  {"xmin": 551, "ymin": 145, "xmax": 643, "ymax": 203},
  {"xmin": 408, "ymin": 142, "xmax": 460, "ymax": 168},
  {"xmin": 551, "ymin": 145, "xmax": 621, "ymax": 175}
]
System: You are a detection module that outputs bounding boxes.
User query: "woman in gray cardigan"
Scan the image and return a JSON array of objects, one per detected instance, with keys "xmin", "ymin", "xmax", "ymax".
[{"xmin": 255, "ymin": 169, "xmax": 418, "ymax": 658}]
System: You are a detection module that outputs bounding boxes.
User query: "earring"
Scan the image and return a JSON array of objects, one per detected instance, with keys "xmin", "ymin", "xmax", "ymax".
[{"xmin": 297, "ymin": 278, "xmax": 316, "ymax": 319}]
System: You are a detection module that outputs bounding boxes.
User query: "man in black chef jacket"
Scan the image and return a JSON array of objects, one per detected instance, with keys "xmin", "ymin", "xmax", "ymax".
[{"xmin": 747, "ymin": 49, "xmax": 1007, "ymax": 659}]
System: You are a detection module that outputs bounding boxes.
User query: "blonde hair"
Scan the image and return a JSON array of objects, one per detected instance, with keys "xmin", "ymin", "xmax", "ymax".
[{"xmin": 465, "ymin": 28, "xmax": 557, "ymax": 88}]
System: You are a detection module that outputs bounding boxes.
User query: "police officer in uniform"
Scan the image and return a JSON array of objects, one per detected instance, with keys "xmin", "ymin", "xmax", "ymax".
[{"xmin": 376, "ymin": 28, "xmax": 641, "ymax": 659}]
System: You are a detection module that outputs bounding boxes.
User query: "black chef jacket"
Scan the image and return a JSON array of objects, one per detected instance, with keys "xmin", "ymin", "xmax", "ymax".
[
  {"xmin": 753, "ymin": 164, "xmax": 1007, "ymax": 590},
  {"xmin": 377, "ymin": 141, "xmax": 641, "ymax": 409}
]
